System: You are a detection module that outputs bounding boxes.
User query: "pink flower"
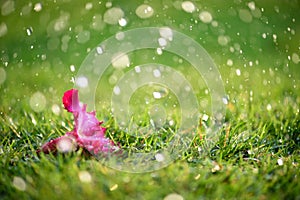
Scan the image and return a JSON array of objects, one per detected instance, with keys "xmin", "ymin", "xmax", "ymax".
[{"xmin": 39, "ymin": 89, "xmax": 118, "ymax": 155}]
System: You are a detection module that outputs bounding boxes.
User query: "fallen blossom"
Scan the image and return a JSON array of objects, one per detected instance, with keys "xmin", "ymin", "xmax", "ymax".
[{"xmin": 39, "ymin": 89, "xmax": 118, "ymax": 155}]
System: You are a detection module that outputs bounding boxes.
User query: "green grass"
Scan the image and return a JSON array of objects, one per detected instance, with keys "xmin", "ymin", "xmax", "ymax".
[
  {"xmin": 1, "ymin": 0, "xmax": 300, "ymax": 199},
  {"xmin": 0, "ymin": 81, "xmax": 299, "ymax": 199}
]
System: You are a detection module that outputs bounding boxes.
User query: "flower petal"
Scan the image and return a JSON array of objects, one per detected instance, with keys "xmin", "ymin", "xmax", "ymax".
[{"xmin": 62, "ymin": 89, "xmax": 81, "ymax": 112}]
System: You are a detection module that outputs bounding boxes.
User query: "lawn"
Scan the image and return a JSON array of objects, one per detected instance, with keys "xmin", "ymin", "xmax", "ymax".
[{"xmin": 0, "ymin": 0, "xmax": 299, "ymax": 199}]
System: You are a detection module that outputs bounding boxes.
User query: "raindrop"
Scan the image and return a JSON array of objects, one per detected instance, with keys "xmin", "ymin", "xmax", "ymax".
[
  {"xmin": 76, "ymin": 30, "xmax": 90, "ymax": 44},
  {"xmin": 0, "ymin": 67, "xmax": 6, "ymax": 84},
  {"xmin": 51, "ymin": 104, "xmax": 60, "ymax": 115},
  {"xmin": 153, "ymin": 91, "xmax": 162, "ymax": 99},
  {"xmin": 134, "ymin": 66, "xmax": 141, "ymax": 73},
  {"xmin": 199, "ymin": 11, "xmax": 213, "ymax": 24},
  {"xmin": 12, "ymin": 176, "xmax": 26, "ymax": 191},
  {"xmin": 158, "ymin": 37, "xmax": 167, "ymax": 47},
  {"xmin": 70, "ymin": 65, "xmax": 75, "ymax": 72},
  {"xmin": 218, "ymin": 35, "xmax": 230, "ymax": 46},
  {"xmin": 226, "ymin": 59, "xmax": 233, "ymax": 66},
  {"xmin": 113, "ymin": 86, "xmax": 121, "ymax": 95},
  {"xmin": 0, "ymin": 22, "xmax": 8, "ymax": 37},
  {"xmin": 106, "ymin": 2, "xmax": 112, "ymax": 8},
  {"xmin": 103, "ymin": 7, "xmax": 124, "ymax": 25},
  {"xmin": 111, "ymin": 53, "xmax": 130, "ymax": 69},
  {"xmin": 164, "ymin": 193, "xmax": 184, "ymax": 200},
  {"xmin": 247, "ymin": 2, "xmax": 256, "ymax": 10},
  {"xmin": 90, "ymin": 14, "xmax": 105, "ymax": 31},
  {"xmin": 33, "ymin": 3, "xmax": 42, "ymax": 12},
  {"xmin": 85, "ymin": 2, "xmax": 93, "ymax": 10},
  {"xmin": 153, "ymin": 69, "xmax": 161, "ymax": 77},
  {"xmin": 30, "ymin": 92, "xmax": 47, "ymax": 112},
  {"xmin": 277, "ymin": 158, "xmax": 284, "ymax": 166},
  {"xmin": 181, "ymin": 1, "xmax": 196, "ymax": 13},
  {"xmin": 118, "ymin": 18, "xmax": 127, "ymax": 27},
  {"xmin": 236, "ymin": 69, "xmax": 241, "ymax": 76},
  {"xmin": 159, "ymin": 27, "xmax": 173, "ymax": 41},
  {"xmin": 115, "ymin": 32, "xmax": 125, "ymax": 40},
  {"xmin": 57, "ymin": 137, "xmax": 76, "ymax": 153},
  {"xmin": 78, "ymin": 171, "xmax": 92, "ymax": 183},
  {"xmin": 96, "ymin": 46, "xmax": 103, "ymax": 54},
  {"xmin": 26, "ymin": 27, "xmax": 33, "ymax": 36},
  {"xmin": 155, "ymin": 153, "xmax": 164, "ymax": 162},
  {"xmin": 110, "ymin": 184, "xmax": 118, "ymax": 191},
  {"xmin": 1, "ymin": 0, "xmax": 15, "ymax": 16},
  {"xmin": 135, "ymin": 4, "xmax": 154, "ymax": 19},
  {"xmin": 266, "ymin": 104, "xmax": 272, "ymax": 111},
  {"xmin": 292, "ymin": 53, "xmax": 300, "ymax": 64},
  {"xmin": 156, "ymin": 48, "xmax": 163, "ymax": 55},
  {"xmin": 239, "ymin": 9, "xmax": 252, "ymax": 23},
  {"xmin": 222, "ymin": 97, "xmax": 228, "ymax": 105},
  {"xmin": 202, "ymin": 114, "xmax": 209, "ymax": 121},
  {"xmin": 75, "ymin": 76, "xmax": 88, "ymax": 88}
]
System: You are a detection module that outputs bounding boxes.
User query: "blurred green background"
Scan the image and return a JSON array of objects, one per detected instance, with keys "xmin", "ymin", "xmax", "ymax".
[{"xmin": 0, "ymin": 0, "xmax": 299, "ymax": 115}]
